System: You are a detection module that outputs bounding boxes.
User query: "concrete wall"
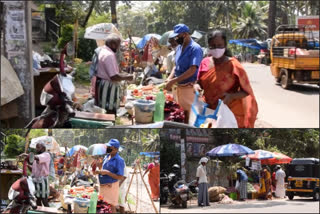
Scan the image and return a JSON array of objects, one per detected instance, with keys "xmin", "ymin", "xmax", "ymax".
[
  {"xmin": 185, "ymin": 159, "xmax": 230, "ymax": 188},
  {"xmin": 3, "ymin": 1, "xmax": 34, "ymax": 127}
]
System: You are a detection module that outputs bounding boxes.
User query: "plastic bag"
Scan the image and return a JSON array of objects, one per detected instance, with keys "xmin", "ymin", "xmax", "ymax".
[
  {"xmin": 235, "ymin": 180, "xmax": 240, "ymax": 191},
  {"xmin": 188, "ymin": 92, "xmax": 219, "ymax": 127},
  {"xmin": 212, "ymin": 101, "xmax": 238, "ymax": 128}
]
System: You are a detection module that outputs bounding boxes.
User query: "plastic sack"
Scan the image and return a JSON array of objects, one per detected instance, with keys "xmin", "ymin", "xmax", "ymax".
[{"xmin": 58, "ymin": 74, "xmax": 75, "ymax": 101}]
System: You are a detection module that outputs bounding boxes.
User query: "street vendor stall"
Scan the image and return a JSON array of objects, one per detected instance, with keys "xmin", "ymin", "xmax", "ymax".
[{"xmin": 206, "ymin": 143, "xmax": 255, "ymax": 201}]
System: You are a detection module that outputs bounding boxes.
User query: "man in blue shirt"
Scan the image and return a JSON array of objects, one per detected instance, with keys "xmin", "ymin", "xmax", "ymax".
[
  {"xmin": 236, "ymin": 168, "xmax": 248, "ymax": 201},
  {"xmin": 96, "ymin": 139, "xmax": 125, "ymax": 213},
  {"xmin": 165, "ymin": 24, "xmax": 203, "ymax": 122}
]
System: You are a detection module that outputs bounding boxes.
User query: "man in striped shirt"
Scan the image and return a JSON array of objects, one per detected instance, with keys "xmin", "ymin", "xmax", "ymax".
[
  {"xmin": 95, "ymin": 34, "xmax": 133, "ymax": 114},
  {"xmin": 21, "ymin": 142, "xmax": 51, "ymax": 207}
]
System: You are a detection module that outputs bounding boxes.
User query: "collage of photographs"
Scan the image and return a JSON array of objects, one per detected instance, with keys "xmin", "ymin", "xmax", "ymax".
[{"xmin": 0, "ymin": 0, "xmax": 319, "ymax": 213}]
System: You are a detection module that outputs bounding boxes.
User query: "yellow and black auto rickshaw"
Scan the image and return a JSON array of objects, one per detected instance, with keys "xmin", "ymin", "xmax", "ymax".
[{"xmin": 286, "ymin": 158, "xmax": 320, "ymax": 201}]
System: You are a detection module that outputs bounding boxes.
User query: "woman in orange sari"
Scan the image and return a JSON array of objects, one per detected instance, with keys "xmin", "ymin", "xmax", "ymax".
[
  {"xmin": 143, "ymin": 159, "xmax": 160, "ymax": 201},
  {"xmin": 194, "ymin": 30, "xmax": 258, "ymax": 128}
]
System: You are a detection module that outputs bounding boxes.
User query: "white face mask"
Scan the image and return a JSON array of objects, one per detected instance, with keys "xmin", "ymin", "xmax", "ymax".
[{"xmin": 207, "ymin": 48, "xmax": 225, "ymax": 59}]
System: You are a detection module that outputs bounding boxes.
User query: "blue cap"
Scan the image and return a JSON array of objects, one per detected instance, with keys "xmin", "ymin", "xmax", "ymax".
[
  {"xmin": 106, "ymin": 139, "xmax": 120, "ymax": 149},
  {"xmin": 170, "ymin": 24, "xmax": 190, "ymax": 38}
]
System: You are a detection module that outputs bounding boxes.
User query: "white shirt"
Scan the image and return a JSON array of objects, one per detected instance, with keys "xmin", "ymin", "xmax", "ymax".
[
  {"xmin": 165, "ymin": 50, "xmax": 176, "ymax": 75},
  {"xmin": 275, "ymin": 169, "xmax": 286, "ymax": 185},
  {"xmin": 196, "ymin": 165, "xmax": 208, "ymax": 183}
]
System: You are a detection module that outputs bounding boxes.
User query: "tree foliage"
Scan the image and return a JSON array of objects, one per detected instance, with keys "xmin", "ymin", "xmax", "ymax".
[
  {"xmin": 4, "ymin": 135, "xmax": 25, "ymax": 158},
  {"xmin": 209, "ymin": 129, "xmax": 319, "ymax": 159}
]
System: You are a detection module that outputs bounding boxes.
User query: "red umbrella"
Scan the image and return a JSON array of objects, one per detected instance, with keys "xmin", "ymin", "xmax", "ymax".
[
  {"xmin": 261, "ymin": 152, "xmax": 292, "ymax": 165},
  {"xmin": 241, "ymin": 149, "xmax": 275, "ymax": 160}
]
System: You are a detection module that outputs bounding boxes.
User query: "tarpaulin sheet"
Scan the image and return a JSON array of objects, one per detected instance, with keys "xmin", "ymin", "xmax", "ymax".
[
  {"xmin": 229, "ymin": 39, "xmax": 268, "ymax": 50},
  {"xmin": 1, "ymin": 55, "xmax": 24, "ymax": 106}
]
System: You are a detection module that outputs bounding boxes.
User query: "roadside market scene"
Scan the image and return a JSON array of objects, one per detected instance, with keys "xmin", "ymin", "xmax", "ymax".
[
  {"xmin": 0, "ymin": 129, "xmax": 160, "ymax": 213},
  {"xmin": 1, "ymin": 1, "xmax": 319, "ymax": 129},
  {"xmin": 160, "ymin": 129, "xmax": 319, "ymax": 213}
]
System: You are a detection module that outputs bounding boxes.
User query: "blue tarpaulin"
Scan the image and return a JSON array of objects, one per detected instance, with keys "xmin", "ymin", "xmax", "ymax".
[
  {"xmin": 229, "ymin": 39, "xmax": 268, "ymax": 50},
  {"xmin": 136, "ymin": 34, "xmax": 161, "ymax": 49},
  {"xmin": 139, "ymin": 152, "xmax": 160, "ymax": 157}
]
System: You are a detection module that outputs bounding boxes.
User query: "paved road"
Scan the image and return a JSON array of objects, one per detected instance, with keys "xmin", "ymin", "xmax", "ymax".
[
  {"xmin": 160, "ymin": 197, "xmax": 319, "ymax": 213},
  {"xmin": 125, "ymin": 167, "xmax": 160, "ymax": 213},
  {"xmin": 243, "ymin": 63, "xmax": 319, "ymax": 128}
]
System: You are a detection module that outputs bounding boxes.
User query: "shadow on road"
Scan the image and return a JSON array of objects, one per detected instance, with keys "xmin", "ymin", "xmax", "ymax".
[
  {"xmin": 215, "ymin": 201, "xmax": 301, "ymax": 210},
  {"xmin": 275, "ymin": 83, "xmax": 319, "ymax": 95},
  {"xmin": 286, "ymin": 198, "xmax": 318, "ymax": 202}
]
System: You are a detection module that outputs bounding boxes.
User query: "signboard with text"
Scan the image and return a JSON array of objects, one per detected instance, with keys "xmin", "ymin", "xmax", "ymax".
[{"xmin": 296, "ymin": 16, "xmax": 319, "ymax": 39}]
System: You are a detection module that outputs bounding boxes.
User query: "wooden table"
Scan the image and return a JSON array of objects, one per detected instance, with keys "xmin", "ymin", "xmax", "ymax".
[{"xmin": 27, "ymin": 206, "xmax": 63, "ymax": 213}]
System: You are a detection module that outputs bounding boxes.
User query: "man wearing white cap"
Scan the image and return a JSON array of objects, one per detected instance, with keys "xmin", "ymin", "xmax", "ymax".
[
  {"xmin": 196, "ymin": 157, "xmax": 210, "ymax": 206},
  {"xmin": 275, "ymin": 165, "xmax": 286, "ymax": 198}
]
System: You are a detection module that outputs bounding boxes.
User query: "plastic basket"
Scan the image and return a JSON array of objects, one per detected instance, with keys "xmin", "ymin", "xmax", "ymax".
[
  {"xmin": 73, "ymin": 198, "xmax": 90, "ymax": 214},
  {"xmin": 133, "ymin": 100, "xmax": 155, "ymax": 124},
  {"xmin": 133, "ymin": 100, "xmax": 155, "ymax": 112}
]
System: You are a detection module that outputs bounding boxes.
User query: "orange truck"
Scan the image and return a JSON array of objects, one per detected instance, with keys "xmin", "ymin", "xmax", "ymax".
[{"xmin": 270, "ymin": 24, "xmax": 319, "ymax": 89}]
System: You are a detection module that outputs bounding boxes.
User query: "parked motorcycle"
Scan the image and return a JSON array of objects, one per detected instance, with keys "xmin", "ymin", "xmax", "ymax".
[
  {"xmin": 162, "ymin": 164, "xmax": 190, "ymax": 208},
  {"xmin": 160, "ymin": 170, "xmax": 169, "ymax": 205},
  {"xmin": 187, "ymin": 180, "xmax": 199, "ymax": 195},
  {"xmin": 3, "ymin": 153, "xmax": 37, "ymax": 214},
  {"xmin": 169, "ymin": 179, "xmax": 190, "ymax": 208},
  {"xmin": 25, "ymin": 42, "xmax": 80, "ymax": 128}
]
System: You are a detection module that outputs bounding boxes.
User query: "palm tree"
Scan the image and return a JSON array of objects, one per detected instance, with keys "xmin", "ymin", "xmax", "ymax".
[{"xmin": 232, "ymin": 2, "xmax": 268, "ymax": 39}]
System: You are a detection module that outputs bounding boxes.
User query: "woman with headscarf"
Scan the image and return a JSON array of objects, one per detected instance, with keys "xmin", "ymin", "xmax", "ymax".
[
  {"xmin": 258, "ymin": 167, "xmax": 272, "ymax": 199},
  {"xmin": 194, "ymin": 30, "xmax": 258, "ymax": 128},
  {"xmin": 196, "ymin": 157, "xmax": 210, "ymax": 206},
  {"xmin": 143, "ymin": 158, "xmax": 160, "ymax": 201}
]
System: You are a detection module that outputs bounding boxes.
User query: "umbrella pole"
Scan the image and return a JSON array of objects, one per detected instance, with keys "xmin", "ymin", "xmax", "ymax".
[{"xmin": 24, "ymin": 128, "xmax": 31, "ymax": 153}]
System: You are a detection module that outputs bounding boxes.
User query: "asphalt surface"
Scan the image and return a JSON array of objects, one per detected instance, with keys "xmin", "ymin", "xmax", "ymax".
[
  {"xmin": 125, "ymin": 167, "xmax": 160, "ymax": 213},
  {"xmin": 160, "ymin": 197, "xmax": 319, "ymax": 213},
  {"xmin": 243, "ymin": 63, "xmax": 319, "ymax": 128}
]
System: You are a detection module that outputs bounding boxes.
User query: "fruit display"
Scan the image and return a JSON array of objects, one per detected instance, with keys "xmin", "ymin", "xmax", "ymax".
[
  {"xmin": 146, "ymin": 95, "xmax": 155, "ymax": 101},
  {"xmin": 247, "ymin": 182, "xmax": 257, "ymax": 193},
  {"xmin": 97, "ymin": 200, "xmax": 112, "ymax": 213},
  {"xmin": 68, "ymin": 186, "xmax": 95, "ymax": 196},
  {"xmin": 164, "ymin": 101, "xmax": 185, "ymax": 122}
]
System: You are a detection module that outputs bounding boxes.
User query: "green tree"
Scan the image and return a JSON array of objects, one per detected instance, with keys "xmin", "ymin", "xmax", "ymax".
[
  {"xmin": 4, "ymin": 135, "xmax": 25, "ymax": 158},
  {"xmin": 232, "ymin": 2, "xmax": 268, "ymax": 39},
  {"xmin": 29, "ymin": 129, "xmax": 47, "ymax": 139}
]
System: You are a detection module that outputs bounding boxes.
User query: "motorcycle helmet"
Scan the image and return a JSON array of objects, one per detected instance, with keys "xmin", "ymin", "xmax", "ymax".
[{"xmin": 172, "ymin": 164, "xmax": 180, "ymax": 170}]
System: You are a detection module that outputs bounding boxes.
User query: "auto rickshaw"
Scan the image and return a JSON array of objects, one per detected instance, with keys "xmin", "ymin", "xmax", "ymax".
[{"xmin": 286, "ymin": 158, "xmax": 320, "ymax": 201}]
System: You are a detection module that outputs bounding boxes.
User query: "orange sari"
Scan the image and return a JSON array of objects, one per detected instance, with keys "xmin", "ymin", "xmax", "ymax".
[
  {"xmin": 148, "ymin": 163, "xmax": 160, "ymax": 200},
  {"xmin": 198, "ymin": 57, "xmax": 258, "ymax": 128}
]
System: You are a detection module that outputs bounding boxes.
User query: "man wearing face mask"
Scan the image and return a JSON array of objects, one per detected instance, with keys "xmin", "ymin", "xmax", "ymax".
[
  {"xmin": 95, "ymin": 139, "xmax": 125, "ymax": 213},
  {"xmin": 165, "ymin": 24, "xmax": 203, "ymax": 122},
  {"xmin": 20, "ymin": 142, "xmax": 51, "ymax": 207},
  {"xmin": 95, "ymin": 34, "xmax": 134, "ymax": 115}
]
